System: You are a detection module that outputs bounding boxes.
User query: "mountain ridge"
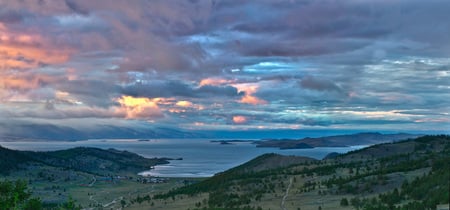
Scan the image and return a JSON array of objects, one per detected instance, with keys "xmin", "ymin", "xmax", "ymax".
[{"xmin": 255, "ymin": 132, "xmax": 423, "ymax": 149}]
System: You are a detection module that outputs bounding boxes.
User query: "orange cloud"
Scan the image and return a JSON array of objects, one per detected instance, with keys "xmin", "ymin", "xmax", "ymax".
[
  {"xmin": 116, "ymin": 96, "xmax": 163, "ymax": 119},
  {"xmin": 233, "ymin": 115, "xmax": 247, "ymax": 124},
  {"xmin": 170, "ymin": 100, "xmax": 204, "ymax": 113},
  {"xmin": 233, "ymin": 83, "xmax": 267, "ymax": 105},
  {"xmin": 175, "ymin": 100, "xmax": 193, "ymax": 107},
  {"xmin": 240, "ymin": 95, "xmax": 267, "ymax": 105},
  {"xmin": 199, "ymin": 77, "xmax": 235, "ymax": 86}
]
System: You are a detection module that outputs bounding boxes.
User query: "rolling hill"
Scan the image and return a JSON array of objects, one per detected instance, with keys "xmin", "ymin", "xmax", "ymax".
[
  {"xmin": 139, "ymin": 135, "xmax": 449, "ymax": 210},
  {"xmin": 0, "ymin": 146, "xmax": 169, "ymax": 176}
]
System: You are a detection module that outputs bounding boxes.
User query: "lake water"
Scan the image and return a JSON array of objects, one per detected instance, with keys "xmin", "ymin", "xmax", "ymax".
[{"xmin": 0, "ymin": 139, "xmax": 365, "ymax": 177}]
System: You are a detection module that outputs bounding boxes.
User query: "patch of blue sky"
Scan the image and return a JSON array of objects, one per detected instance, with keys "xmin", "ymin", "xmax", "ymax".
[
  {"xmin": 242, "ymin": 61, "xmax": 303, "ymax": 74},
  {"xmin": 54, "ymin": 14, "xmax": 103, "ymax": 29}
]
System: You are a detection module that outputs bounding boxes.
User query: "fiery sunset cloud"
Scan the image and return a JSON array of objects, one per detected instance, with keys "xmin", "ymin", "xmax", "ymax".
[
  {"xmin": 176, "ymin": 101, "xmax": 193, "ymax": 107},
  {"xmin": 0, "ymin": 0, "xmax": 448, "ymax": 139},
  {"xmin": 116, "ymin": 96, "xmax": 163, "ymax": 119}
]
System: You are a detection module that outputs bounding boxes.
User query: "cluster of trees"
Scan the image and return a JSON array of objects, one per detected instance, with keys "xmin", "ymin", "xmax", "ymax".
[
  {"xmin": 0, "ymin": 146, "xmax": 31, "ymax": 175},
  {"xmin": 345, "ymin": 141, "xmax": 450, "ymax": 210},
  {"xmin": 0, "ymin": 180, "xmax": 42, "ymax": 210},
  {"xmin": 0, "ymin": 179, "xmax": 81, "ymax": 210}
]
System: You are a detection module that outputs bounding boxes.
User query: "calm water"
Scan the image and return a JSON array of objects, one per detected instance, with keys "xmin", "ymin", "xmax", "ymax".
[{"xmin": 0, "ymin": 139, "xmax": 365, "ymax": 177}]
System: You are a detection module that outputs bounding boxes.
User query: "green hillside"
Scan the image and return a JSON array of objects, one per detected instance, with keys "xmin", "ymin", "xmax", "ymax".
[
  {"xmin": 0, "ymin": 146, "xmax": 169, "ymax": 176},
  {"xmin": 0, "ymin": 146, "xmax": 33, "ymax": 175},
  {"xmin": 139, "ymin": 135, "xmax": 449, "ymax": 210}
]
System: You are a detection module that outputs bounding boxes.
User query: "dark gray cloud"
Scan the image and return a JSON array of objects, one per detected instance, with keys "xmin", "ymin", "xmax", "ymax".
[
  {"xmin": 300, "ymin": 76, "xmax": 343, "ymax": 92},
  {"xmin": 55, "ymin": 79, "xmax": 121, "ymax": 107},
  {"xmin": 121, "ymin": 80, "xmax": 243, "ymax": 99},
  {"xmin": 0, "ymin": 8, "xmax": 28, "ymax": 23}
]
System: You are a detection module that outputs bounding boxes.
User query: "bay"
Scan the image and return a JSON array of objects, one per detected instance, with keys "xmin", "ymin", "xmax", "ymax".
[{"xmin": 0, "ymin": 139, "xmax": 365, "ymax": 177}]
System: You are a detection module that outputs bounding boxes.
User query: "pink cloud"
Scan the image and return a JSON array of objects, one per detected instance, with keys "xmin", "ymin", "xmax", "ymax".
[
  {"xmin": 233, "ymin": 83, "xmax": 267, "ymax": 105},
  {"xmin": 199, "ymin": 77, "xmax": 235, "ymax": 86},
  {"xmin": 233, "ymin": 115, "xmax": 247, "ymax": 124}
]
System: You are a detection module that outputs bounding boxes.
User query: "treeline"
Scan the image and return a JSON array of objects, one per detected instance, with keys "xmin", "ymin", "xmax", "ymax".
[{"xmin": 0, "ymin": 146, "xmax": 32, "ymax": 175}]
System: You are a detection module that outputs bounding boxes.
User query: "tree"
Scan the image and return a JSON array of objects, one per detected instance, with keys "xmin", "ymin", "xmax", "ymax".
[
  {"xmin": 23, "ymin": 198, "xmax": 43, "ymax": 210},
  {"xmin": 61, "ymin": 196, "xmax": 81, "ymax": 210},
  {"xmin": 0, "ymin": 180, "xmax": 43, "ymax": 210},
  {"xmin": 340, "ymin": 198, "xmax": 349, "ymax": 206}
]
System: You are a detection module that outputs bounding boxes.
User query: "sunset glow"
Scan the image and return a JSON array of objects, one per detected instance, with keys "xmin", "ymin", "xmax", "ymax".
[{"xmin": 116, "ymin": 96, "xmax": 162, "ymax": 119}]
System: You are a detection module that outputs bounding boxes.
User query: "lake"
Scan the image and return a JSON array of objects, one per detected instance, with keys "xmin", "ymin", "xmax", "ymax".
[{"xmin": 0, "ymin": 139, "xmax": 365, "ymax": 177}]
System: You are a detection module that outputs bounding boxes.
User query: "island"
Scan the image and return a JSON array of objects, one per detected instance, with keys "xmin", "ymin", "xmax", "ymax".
[{"xmin": 210, "ymin": 140, "xmax": 255, "ymax": 145}]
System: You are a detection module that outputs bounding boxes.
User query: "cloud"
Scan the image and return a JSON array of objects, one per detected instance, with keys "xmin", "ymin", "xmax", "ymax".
[
  {"xmin": 232, "ymin": 115, "xmax": 247, "ymax": 124},
  {"xmin": 199, "ymin": 77, "xmax": 235, "ymax": 86},
  {"xmin": 233, "ymin": 83, "xmax": 267, "ymax": 105},
  {"xmin": 176, "ymin": 100, "xmax": 193, "ymax": 107},
  {"xmin": 0, "ymin": 0, "xmax": 449, "ymax": 138},
  {"xmin": 121, "ymin": 80, "xmax": 243, "ymax": 99},
  {"xmin": 54, "ymin": 79, "xmax": 120, "ymax": 107},
  {"xmin": 300, "ymin": 76, "xmax": 343, "ymax": 92},
  {"xmin": 0, "ymin": 31, "xmax": 72, "ymax": 70},
  {"xmin": 0, "ymin": 9, "xmax": 29, "ymax": 24},
  {"xmin": 65, "ymin": 0, "xmax": 89, "ymax": 15},
  {"xmin": 116, "ymin": 96, "xmax": 164, "ymax": 120}
]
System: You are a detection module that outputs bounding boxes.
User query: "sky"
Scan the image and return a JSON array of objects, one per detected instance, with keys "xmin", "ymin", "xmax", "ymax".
[{"xmin": 0, "ymin": 0, "xmax": 449, "ymax": 140}]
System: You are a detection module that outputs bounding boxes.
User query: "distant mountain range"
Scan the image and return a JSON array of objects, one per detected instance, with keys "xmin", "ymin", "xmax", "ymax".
[
  {"xmin": 0, "ymin": 121, "xmax": 426, "ymax": 143},
  {"xmin": 255, "ymin": 132, "xmax": 423, "ymax": 149},
  {"xmin": 0, "ymin": 122, "xmax": 204, "ymax": 141}
]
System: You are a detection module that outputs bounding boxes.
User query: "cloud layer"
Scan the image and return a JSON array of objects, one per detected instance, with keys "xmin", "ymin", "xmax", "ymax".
[{"xmin": 0, "ymin": 0, "xmax": 449, "ymax": 139}]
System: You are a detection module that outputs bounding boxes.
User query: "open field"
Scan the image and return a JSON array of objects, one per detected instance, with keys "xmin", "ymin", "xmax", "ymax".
[{"xmin": 4, "ymin": 166, "xmax": 204, "ymax": 209}]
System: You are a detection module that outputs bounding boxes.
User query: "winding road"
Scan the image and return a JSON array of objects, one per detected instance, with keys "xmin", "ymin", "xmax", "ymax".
[{"xmin": 281, "ymin": 177, "xmax": 293, "ymax": 210}]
